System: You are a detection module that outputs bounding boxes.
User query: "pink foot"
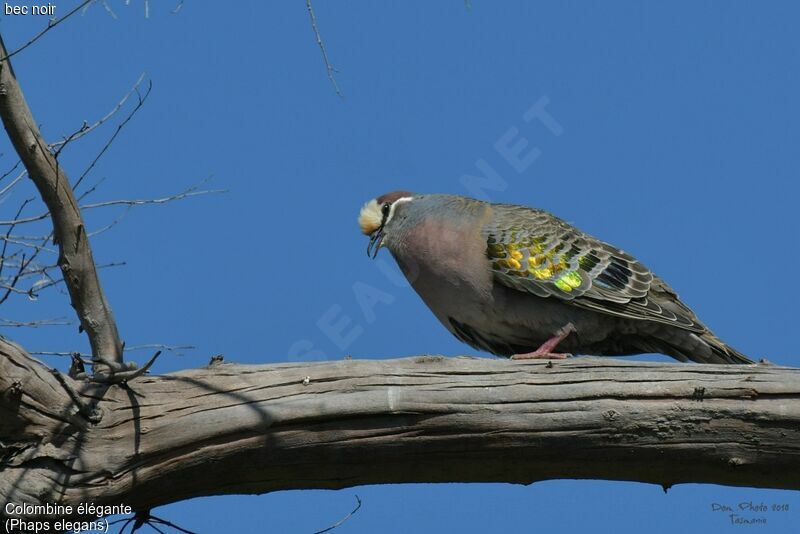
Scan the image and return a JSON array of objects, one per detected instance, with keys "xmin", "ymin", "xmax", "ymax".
[{"xmin": 511, "ymin": 323, "xmax": 577, "ymax": 360}]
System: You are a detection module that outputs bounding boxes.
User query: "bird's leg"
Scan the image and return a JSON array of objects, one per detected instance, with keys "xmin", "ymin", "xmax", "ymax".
[{"xmin": 511, "ymin": 323, "xmax": 576, "ymax": 360}]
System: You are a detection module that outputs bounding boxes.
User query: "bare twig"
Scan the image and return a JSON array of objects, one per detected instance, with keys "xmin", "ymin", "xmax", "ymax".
[
  {"xmin": 0, "ymin": 197, "xmax": 33, "ymax": 282},
  {"xmin": 111, "ymin": 510, "xmax": 198, "ymax": 534},
  {"xmin": 0, "ymin": 211, "xmax": 49, "ymax": 226},
  {"xmin": 99, "ymin": 0, "xmax": 118, "ymax": 19},
  {"xmin": 31, "ymin": 346, "xmax": 188, "ymax": 370},
  {"xmin": 0, "ymin": 281, "xmax": 36, "ymax": 296},
  {"xmin": 0, "ymin": 234, "xmax": 57, "ymax": 253},
  {"xmin": 81, "ymin": 184, "xmax": 226, "ymax": 210},
  {"xmin": 31, "ymin": 343, "xmax": 190, "ymax": 358},
  {"xmin": 0, "ymin": 317, "xmax": 71, "ymax": 328},
  {"xmin": 75, "ymin": 176, "xmax": 108, "ymax": 201},
  {"xmin": 0, "ymin": 181, "xmax": 223, "ymax": 228},
  {"xmin": 50, "ymin": 73, "xmax": 147, "ymax": 152},
  {"xmin": 29, "ymin": 350, "xmax": 88, "ymax": 357},
  {"xmin": 11, "ymin": 260, "xmax": 125, "ymax": 297},
  {"xmin": 87, "ymin": 205, "xmax": 132, "ymax": 237},
  {"xmin": 0, "ymin": 159, "xmax": 21, "ymax": 184},
  {"xmin": 124, "ymin": 343, "xmax": 195, "ymax": 354},
  {"xmin": 0, "ymin": 0, "xmax": 96, "ymax": 62},
  {"xmin": 313, "ymin": 495, "xmax": 362, "ymax": 534},
  {"xmin": 0, "ymin": 169, "xmax": 26, "ymax": 201},
  {"xmin": 306, "ymin": 0, "xmax": 343, "ymax": 98},
  {"xmin": 89, "ymin": 350, "xmax": 162, "ymax": 384},
  {"xmin": 73, "ymin": 79, "xmax": 153, "ymax": 191},
  {"xmin": 0, "ymin": 231, "xmax": 51, "ymax": 305}
]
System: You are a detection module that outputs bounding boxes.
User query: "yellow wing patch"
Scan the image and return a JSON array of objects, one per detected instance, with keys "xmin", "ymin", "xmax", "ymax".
[{"xmin": 487, "ymin": 234, "xmax": 585, "ymax": 294}]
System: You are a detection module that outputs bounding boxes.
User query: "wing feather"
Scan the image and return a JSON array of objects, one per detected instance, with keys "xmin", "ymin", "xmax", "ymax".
[{"xmin": 483, "ymin": 203, "xmax": 703, "ymax": 332}]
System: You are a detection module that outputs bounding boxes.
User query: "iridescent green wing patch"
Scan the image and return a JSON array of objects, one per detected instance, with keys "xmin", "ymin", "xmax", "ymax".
[
  {"xmin": 484, "ymin": 204, "xmax": 653, "ymax": 302},
  {"xmin": 486, "ymin": 228, "xmax": 593, "ymax": 299},
  {"xmin": 482, "ymin": 203, "xmax": 707, "ymax": 331}
]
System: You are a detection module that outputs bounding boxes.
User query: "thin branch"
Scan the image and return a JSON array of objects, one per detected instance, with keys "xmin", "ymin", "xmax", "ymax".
[
  {"xmin": 8, "ymin": 260, "xmax": 126, "ymax": 297},
  {"xmin": 75, "ymin": 175, "xmax": 108, "ymax": 201},
  {"xmin": 87, "ymin": 205, "xmax": 132, "ymax": 237},
  {"xmin": 28, "ymin": 350, "xmax": 86, "ymax": 357},
  {"xmin": 50, "ymin": 73, "xmax": 147, "ymax": 152},
  {"xmin": 31, "ymin": 342, "xmax": 190, "ymax": 357},
  {"xmin": 0, "ymin": 231, "xmax": 51, "ymax": 305},
  {"xmin": 0, "ymin": 317, "xmax": 71, "ymax": 328},
  {"xmin": 89, "ymin": 349, "xmax": 162, "ymax": 384},
  {"xmin": 306, "ymin": 0, "xmax": 343, "ymax": 98},
  {"xmin": 0, "ymin": 281, "xmax": 35, "ymax": 296},
  {"xmin": 124, "ymin": 343, "xmax": 195, "ymax": 354},
  {"xmin": 0, "ymin": 234, "xmax": 57, "ymax": 253},
  {"xmin": 0, "ymin": 197, "xmax": 33, "ymax": 282},
  {"xmin": 81, "ymin": 185, "xmax": 226, "ymax": 210},
  {"xmin": 0, "ymin": 211, "xmax": 49, "ymax": 226},
  {"xmin": 313, "ymin": 496, "xmax": 362, "ymax": 534},
  {"xmin": 99, "ymin": 0, "xmax": 118, "ymax": 19},
  {"xmin": 0, "ymin": 169, "xmax": 26, "ymax": 200},
  {"xmin": 0, "ymin": 0, "xmax": 96, "ymax": 62},
  {"xmin": 0, "ymin": 252, "xmax": 32, "ymax": 304},
  {"xmin": 0, "ymin": 181, "xmax": 223, "ymax": 227},
  {"xmin": 73, "ymin": 79, "xmax": 153, "ymax": 191},
  {"xmin": 0, "ymin": 159, "xmax": 21, "ymax": 184},
  {"xmin": 116, "ymin": 511, "xmax": 198, "ymax": 534}
]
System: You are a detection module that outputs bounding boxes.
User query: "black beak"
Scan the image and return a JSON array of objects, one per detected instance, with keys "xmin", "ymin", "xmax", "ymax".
[{"xmin": 366, "ymin": 226, "xmax": 385, "ymax": 259}]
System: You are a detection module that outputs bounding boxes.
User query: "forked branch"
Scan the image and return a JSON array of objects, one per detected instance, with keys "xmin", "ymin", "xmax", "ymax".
[{"xmin": 0, "ymin": 34, "xmax": 123, "ymax": 368}]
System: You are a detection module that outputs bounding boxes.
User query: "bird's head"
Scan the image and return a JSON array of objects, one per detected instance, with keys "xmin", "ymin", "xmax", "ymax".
[{"xmin": 358, "ymin": 191, "xmax": 415, "ymax": 258}]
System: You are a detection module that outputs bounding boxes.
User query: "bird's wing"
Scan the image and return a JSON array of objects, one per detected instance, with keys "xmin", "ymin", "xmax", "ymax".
[{"xmin": 483, "ymin": 204, "xmax": 704, "ymax": 332}]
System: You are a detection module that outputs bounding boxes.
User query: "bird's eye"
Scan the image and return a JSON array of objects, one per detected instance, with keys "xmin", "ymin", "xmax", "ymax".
[{"xmin": 381, "ymin": 202, "xmax": 391, "ymax": 217}]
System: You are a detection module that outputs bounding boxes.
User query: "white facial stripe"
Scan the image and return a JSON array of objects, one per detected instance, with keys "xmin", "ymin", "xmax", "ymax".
[{"xmin": 385, "ymin": 196, "xmax": 413, "ymax": 226}]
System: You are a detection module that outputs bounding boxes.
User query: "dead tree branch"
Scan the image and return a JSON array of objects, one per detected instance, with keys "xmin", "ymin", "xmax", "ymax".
[
  {"xmin": 0, "ymin": 34, "xmax": 123, "ymax": 367},
  {"xmin": 306, "ymin": 0, "xmax": 343, "ymax": 98},
  {"xmin": 1, "ymin": 337, "xmax": 798, "ymax": 522}
]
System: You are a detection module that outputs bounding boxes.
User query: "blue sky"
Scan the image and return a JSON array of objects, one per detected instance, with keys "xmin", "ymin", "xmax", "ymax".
[{"xmin": 1, "ymin": 1, "xmax": 798, "ymax": 532}]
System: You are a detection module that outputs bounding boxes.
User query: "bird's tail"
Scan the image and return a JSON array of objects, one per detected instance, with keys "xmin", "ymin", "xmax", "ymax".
[
  {"xmin": 653, "ymin": 330, "xmax": 754, "ymax": 364},
  {"xmin": 697, "ymin": 332, "xmax": 753, "ymax": 364}
]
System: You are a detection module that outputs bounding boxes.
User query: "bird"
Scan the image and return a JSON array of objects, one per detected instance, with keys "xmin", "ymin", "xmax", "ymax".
[{"xmin": 358, "ymin": 191, "xmax": 752, "ymax": 364}]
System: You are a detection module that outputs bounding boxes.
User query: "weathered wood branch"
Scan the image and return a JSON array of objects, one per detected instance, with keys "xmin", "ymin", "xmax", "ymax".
[
  {"xmin": 0, "ymin": 34, "xmax": 123, "ymax": 367},
  {"xmin": 1, "ymin": 338, "xmax": 798, "ymax": 521}
]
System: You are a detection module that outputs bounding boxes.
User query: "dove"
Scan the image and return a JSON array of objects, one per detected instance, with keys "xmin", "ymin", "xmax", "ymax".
[{"xmin": 359, "ymin": 191, "xmax": 752, "ymax": 364}]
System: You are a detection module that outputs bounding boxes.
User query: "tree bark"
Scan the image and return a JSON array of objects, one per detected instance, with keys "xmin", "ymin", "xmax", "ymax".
[
  {"xmin": 0, "ymin": 34, "xmax": 123, "ymax": 367},
  {"xmin": 1, "ymin": 338, "xmax": 798, "ymax": 521}
]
